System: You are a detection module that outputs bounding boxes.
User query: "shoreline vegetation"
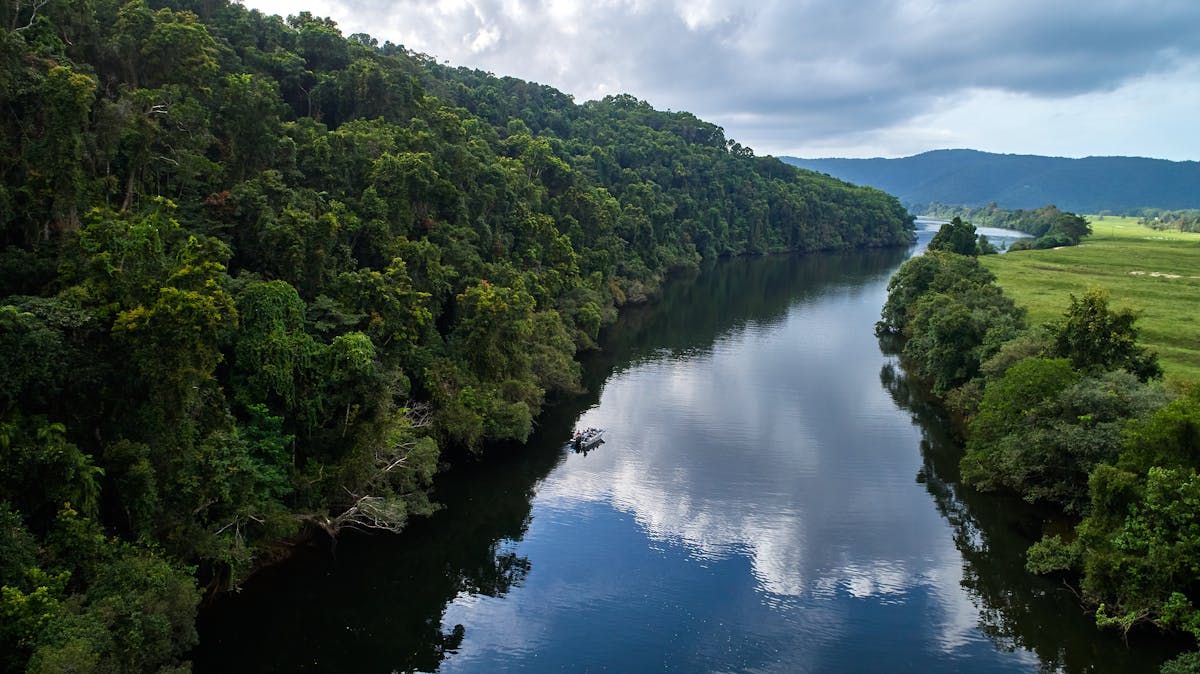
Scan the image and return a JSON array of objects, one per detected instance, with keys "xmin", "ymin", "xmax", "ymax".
[
  {"xmin": 880, "ymin": 218, "xmax": 1200, "ymax": 673},
  {"xmin": 923, "ymin": 203, "xmax": 1093, "ymax": 251},
  {"xmin": 0, "ymin": 1, "xmax": 913, "ymax": 670}
]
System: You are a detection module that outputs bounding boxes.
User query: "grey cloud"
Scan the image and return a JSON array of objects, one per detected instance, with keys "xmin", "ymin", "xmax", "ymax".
[{"xmin": 254, "ymin": 0, "xmax": 1200, "ymax": 156}]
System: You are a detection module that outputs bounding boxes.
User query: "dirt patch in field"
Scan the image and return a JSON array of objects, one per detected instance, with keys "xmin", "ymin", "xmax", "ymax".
[{"xmin": 1128, "ymin": 271, "xmax": 1198, "ymax": 279}]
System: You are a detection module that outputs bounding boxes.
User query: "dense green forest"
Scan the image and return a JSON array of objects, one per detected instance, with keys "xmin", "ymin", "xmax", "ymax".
[
  {"xmin": 782, "ymin": 149, "xmax": 1200, "ymax": 213},
  {"xmin": 879, "ymin": 223, "xmax": 1199, "ymax": 673},
  {"xmin": 923, "ymin": 204, "xmax": 1092, "ymax": 249},
  {"xmin": 0, "ymin": 0, "xmax": 912, "ymax": 670}
]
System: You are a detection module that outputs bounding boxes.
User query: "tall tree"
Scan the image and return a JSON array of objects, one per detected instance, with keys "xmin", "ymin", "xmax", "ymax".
[{"xmin": 1049, "ymin": 288, "xmax": 1161, "ymax": 381}]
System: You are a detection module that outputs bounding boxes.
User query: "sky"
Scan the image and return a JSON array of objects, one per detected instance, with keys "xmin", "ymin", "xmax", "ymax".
[{"xmin": 239, "ymin": 0, "xmax": 1200, "ymax": 161}]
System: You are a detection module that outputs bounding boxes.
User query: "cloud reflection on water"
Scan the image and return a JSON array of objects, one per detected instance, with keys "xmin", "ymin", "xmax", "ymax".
[
  {"xmin": 522, "ymin": 283, "xmax": 1002, "ymax": 660},
  {"xmin": 435, "ymin": 246, "xmax": 1052, "ymax": 672}
]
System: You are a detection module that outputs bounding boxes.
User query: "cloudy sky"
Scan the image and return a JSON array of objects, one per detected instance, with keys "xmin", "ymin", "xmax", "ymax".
[{"xmin": 241, "ymin": 0, "xmax": 1200, "ymax": 161}]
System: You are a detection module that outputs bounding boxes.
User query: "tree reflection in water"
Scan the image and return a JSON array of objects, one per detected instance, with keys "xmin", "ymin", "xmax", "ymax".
[
  {"xmin": 193, "ymin": 419, "xmax": 556, "ymax": 673},
  {"xmin": 198, "ymin": 247, "xmax": 1185, "ymax": 673},
  {"xmin": 880, "ymin": 359, "xmax": 1184, "ymax": 673},
  {"xmin": 195, "ymin": 251, "xmax": 911, "ymax": 673}
]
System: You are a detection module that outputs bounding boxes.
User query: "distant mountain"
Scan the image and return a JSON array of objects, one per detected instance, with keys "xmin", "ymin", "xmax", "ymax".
[{"xmin": 780, "ymin": 149, "xmax": 1200, "ymax": 213}]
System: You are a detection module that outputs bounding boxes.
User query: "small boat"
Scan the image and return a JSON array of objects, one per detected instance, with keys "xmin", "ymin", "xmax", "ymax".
[{"xmin": 572, "ymin": 428, "xmax": 605, "ymax": 450}]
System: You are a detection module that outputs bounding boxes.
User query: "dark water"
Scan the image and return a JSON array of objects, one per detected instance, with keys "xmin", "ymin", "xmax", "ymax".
[{"xmin": 196, "ymin": 234, "xmax": 1180, "ymax": 673}]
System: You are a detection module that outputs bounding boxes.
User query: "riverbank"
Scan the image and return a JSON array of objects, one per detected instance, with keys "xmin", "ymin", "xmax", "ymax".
[
  {"xmin": 198, "ymin": 244, "xmax": 1182, "ymax": 673},
  {"xmin": 226, "ymin": 238, "xmax": 924, "ymax": 587},
  {"xmin": 879, "ymin": 223, "xmax": 1200, "ymax": 673}
]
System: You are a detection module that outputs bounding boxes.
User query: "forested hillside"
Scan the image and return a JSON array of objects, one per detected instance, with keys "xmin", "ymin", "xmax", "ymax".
[
  {"xmin": 781, "ymin": 149, "xmax": 1200, "ymax": 213},
  {"xmin": 0, "ymin": 1, "xmax": 911, "ymax": 669}
]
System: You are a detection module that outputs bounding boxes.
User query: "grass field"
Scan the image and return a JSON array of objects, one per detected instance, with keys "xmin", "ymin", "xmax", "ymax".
[{"xmin": 980, "ymin": 216, "xmax": 1200, "ymax": 385}]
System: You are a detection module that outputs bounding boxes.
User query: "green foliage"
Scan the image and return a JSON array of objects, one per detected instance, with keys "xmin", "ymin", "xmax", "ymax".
[
  {"xmin": 970, "ymin": 358, "xmax": 1080, "ymax": 443},
  {"xmin": 1024, "ymin": 534, "xmax": 1080, "ymax": 575},
  {"xmin": 978, "ymin": 328, "xmax": 1053, "ymax": 380},
  {"xmin": 238, "ymin": 403, "xmax": 295, "ymax": 503},
  {"xmin": 332, "ymin": 257, "xmax": 432, "ymax": 364},
  {"xmin": 878, "ymin": 250, "xmax": 1024, "ymax": 392},
  {"xmin": 453, "ymin": 280, "xmax": 535, "ymax": 381},
  {"xmin": 884, "ymin": 218, "xmax": 1196, "ymax": 655},
  {"xmin": 927, "ymin": 217, "xmax": 981, "ymax": 255},
  {"xmin": 924, "ymin": 204, "xmax": 1092, "ymax": 251},
  {"xmin": 232, "ymin": 279, "xmax": 314, "ymax": 410},
  {"xmin": 1120, "ymin": 396, "xmax": 1200, "ymax": 473},
  {"xmin": 0, "ymin": 306, "xmax": 66, "ymax": 412},
  {"xmin": 0, "ymin": 416, "xmax": 104, "ymax": 523},
  {"xmin": 217, "ymin": 73, "xmax": 284, "ymax": 180},
  {"xmin": 0, "ymin": 1, "xmax": 916, "ymax": 668},
  {"xmin": 102, "ymin": 439, "xmax": 160, "ymax": 539},
  {"xmin": 877, "ymin": 250, "xmax": 1002, "ymax": 335},
  {"xmin": 1049, "ymin": 288, "xmax": 1162, "ymax": 381},
  {"xmin": 27, "ymin": 547, "xmax": 199, "ymax": 674},
  {"xmin": 1162, "ymin": 651, "xmax": 1200, "ymax": 674},
  {"xmin": 0, "ymin": 503, "xmax": 37, "ymax": 589},
  {"xmin": 925, "ymin": 203, "xmax": 1069, "ymax": 238},
  {"xmin": 0, "ymin": 571, "xmax": 69, "ymax": 670},
  {"xmin": 1079, "ymin": 465, "xmax": 1200, "ymax": 638},
  {"xmin": 529, "ymin": 310, "xmax": 584, "ymax": 396},
  {"xmin": 963, "ymin": 364, "xmax": 1167, "ymax": 512},
  {"xmin": 1013, "ymin": 393, "xmax": 1200, "ymax": 648},
  {"xmin": 1049, "ymin": 212, "xmax": 1092, "ymax": 244},
  {"xmin": 1141, "ymin": 210, "xmax": 1200, "ymax": 233},
  {"xmin": 1, "ymin": 506, "xmax": 198, "ymax": 673},
  {"xmin": 903, "ymin": 282, "xmax": 1024, "ymax": 392}
]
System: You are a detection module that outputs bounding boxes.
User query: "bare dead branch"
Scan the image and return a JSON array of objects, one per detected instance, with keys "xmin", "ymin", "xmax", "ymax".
[
  {"xmin": 13, "ymin": 0, "xmax": 51, "ymax": 32},
  {"xmin": 404, "ymin": 401, "xmax": 433, "ymax": 428}
]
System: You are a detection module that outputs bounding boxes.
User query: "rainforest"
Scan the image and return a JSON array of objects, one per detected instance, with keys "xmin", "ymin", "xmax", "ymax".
[{"xmin": 0, "ymin": 1, "xmax": 914, "ymax": 670}]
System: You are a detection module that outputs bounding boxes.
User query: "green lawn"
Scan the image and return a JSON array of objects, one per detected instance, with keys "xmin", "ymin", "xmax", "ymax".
[{"xmin": 981, "ymin": 216, "xmax": 1200, "ymax": 385}]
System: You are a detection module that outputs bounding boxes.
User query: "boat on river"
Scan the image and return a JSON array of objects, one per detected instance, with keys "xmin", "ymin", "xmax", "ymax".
[{"xmin": 571, "ymin": 428, "xmax": 604, "ymax": 450}]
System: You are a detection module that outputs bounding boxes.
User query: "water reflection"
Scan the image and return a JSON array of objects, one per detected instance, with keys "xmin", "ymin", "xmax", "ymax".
[
  {"xmin": 880, "ymin": 360, "xmax": 1184, "ymax": 672},
  {"xmin": 194, "ymin": 419, "xmax": 559, "ymax": 672},
  {"xmin": 449, "ymin": 248, "xmax": 1031, "ymax": 672},
  {"xmin": 195, "ymin": 244, "xmax": 1174, "ymax": 673},
  {"xmin": 913, "ymin": 216, "xmax": 1032, "ymax": 252}
]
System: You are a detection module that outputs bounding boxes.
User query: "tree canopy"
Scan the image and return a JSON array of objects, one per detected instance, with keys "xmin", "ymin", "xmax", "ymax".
[
  {"xmin": 927, "ymin": 217, "xmax": 983, "ymax": 256},
  {"xmin": 0, "ymin": 1, "xmax": 914, "ymax": 669}
]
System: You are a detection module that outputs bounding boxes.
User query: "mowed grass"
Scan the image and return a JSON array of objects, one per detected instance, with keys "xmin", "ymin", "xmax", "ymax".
[{"xmin": 981, "ymin": 216, "xmax": 1200, "ymax": 385}]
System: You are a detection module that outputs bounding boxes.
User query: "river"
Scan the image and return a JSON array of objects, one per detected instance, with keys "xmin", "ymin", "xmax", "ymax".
[{"xmin": 195, "ymin": 225, "xmax": 1179, "ymax": 672}]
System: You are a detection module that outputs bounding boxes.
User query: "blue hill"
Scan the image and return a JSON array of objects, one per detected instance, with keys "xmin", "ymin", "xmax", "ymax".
[{"xmin": 780, "ymin": 149, "xmax": 1200, "ymax": 213}]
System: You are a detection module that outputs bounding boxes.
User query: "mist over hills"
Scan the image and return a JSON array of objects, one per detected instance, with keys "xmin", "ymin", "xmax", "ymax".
[{"xmin": 781, "ymin": 149, "xmax": 1200, "ymax": 213}]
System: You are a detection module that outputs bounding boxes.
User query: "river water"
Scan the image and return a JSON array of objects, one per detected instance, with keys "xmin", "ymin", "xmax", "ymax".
[{"xmin": 196, "ymin": 225, "xmax": 1178, "ymax": 672}]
